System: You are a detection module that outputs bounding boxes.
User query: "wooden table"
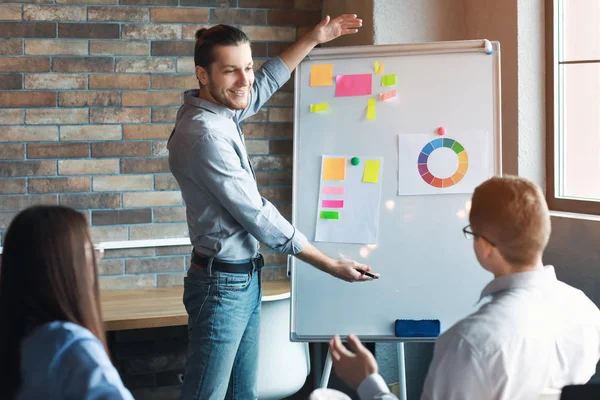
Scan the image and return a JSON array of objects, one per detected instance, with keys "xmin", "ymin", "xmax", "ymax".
[{"xmin": 101, "ymin": 279, "xmax": 291, "ymax": 331}]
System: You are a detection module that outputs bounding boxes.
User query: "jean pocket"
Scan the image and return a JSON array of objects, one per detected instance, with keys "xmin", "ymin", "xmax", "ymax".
[{"xmin": 215, "ymin": 271, "xmax": 252, "ymax": 291}]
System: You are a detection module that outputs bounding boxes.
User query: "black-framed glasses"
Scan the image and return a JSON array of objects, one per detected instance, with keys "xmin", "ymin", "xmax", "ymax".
[{"xmin": 462, "ymin": 225, "xmax": 496, "ymax": 247}]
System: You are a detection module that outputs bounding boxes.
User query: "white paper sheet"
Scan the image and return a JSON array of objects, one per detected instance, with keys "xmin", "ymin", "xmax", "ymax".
[
  {"xmin": 315, "ymin": 155, "xmax": 384, "ymax": 244},
  {"xmin": 398, "ymin": 132, "xmax": 491, "ymax": 196}
]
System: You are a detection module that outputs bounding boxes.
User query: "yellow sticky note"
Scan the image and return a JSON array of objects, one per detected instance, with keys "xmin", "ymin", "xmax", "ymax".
[
  {"xmin": 323, "ymin": 157, "xmax": 346, "ymax": 181},
  {"xmin": 380, "ymin": 63, "xmax": 384, "ymax": 74},
  {"xmin": 374, "ymin": 61, "xmax": 380, "ymax": 74},
  {"xmin": 310, "ymin": 64, "xmax": 333, "ymax": 87},
  {"xmin": 366, "ymin": 98, "xmax": 376, "ymax": 120},
  {"xmin": 310, "ymin": 103, "xmax": 329, "ymax": 112},
  {"xmin": 363, "ymin": 160, "xmax": 381, "ymax": 183}
]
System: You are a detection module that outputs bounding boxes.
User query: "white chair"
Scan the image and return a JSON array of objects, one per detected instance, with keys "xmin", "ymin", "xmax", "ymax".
[{"xmin": 257, "ymin": 296, "xmax": 310, "ymax": 400}]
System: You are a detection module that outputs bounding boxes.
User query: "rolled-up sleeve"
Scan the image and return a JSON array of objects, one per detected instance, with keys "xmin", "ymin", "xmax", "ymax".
[
  {"xmin": 237, "ymin": 56, "xmax": 291, "ymax": 122},
  {"xmin": 191, "ymin": 134, "xmax": 307, "ymax": 255}
]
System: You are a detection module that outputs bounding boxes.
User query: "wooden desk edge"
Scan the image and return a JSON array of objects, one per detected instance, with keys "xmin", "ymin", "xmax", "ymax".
[{"xmin": 102, "ymin": 280, "xmax": 290, "ymax": 331}]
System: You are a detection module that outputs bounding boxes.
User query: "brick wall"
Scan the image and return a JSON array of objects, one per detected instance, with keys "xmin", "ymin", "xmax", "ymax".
[{"xmin": 0, "ymin": 0, "xmax": 323, "ymax": 287}]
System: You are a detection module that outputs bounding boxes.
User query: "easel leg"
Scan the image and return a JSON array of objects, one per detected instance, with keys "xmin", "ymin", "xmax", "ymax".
[
  {"xmin": 320, "ymin": 349, "xmax": 333, "ymax": 388},
  {"xmin": 397, "ymin": 342, "xmax": 408, "ymax": 400}
]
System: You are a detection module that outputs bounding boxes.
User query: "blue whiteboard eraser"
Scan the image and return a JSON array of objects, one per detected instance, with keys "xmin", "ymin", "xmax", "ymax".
[{"xmin": 395, "ymin": 319, "xmax": 440, "ymax": 338}]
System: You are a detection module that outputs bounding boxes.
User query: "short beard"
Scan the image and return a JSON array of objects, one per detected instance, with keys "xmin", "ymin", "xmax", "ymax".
[{"xmin": 207, "ymin": 82, "xmax": 248, "ymax": 111}]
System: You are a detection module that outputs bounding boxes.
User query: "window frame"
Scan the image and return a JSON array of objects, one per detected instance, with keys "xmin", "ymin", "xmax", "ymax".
[{"xmin": 545, "ymin": 0, "xmax": 600, "ymax": 215}]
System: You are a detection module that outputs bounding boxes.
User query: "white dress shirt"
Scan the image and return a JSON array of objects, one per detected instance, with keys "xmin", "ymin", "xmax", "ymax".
[{"xmin": 358, "ymin": 266, "xmax": 600, "ymax": 400}]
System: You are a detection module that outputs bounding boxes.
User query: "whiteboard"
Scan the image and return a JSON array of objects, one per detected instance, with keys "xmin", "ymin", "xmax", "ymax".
[{"xmin": 290, "ymin": 40, "xmax": 502, "ymax": 341}]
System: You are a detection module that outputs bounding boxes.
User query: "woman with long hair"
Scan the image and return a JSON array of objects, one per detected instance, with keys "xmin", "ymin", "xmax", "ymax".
[{"xmin": 0, "ymin": 205, "xmax": 133, "ymax": 399}]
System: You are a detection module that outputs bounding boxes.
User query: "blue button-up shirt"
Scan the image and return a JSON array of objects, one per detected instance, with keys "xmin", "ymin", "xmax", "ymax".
[
  {"xmin": 17, "ymin": 321, "xmax": 133, "ymax": 400},
  {"xmin": 168, "ymin": 57, "xmax": 308, "ymax": 261}
]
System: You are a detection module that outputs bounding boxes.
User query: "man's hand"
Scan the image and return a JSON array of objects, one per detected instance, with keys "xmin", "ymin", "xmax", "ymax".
[
  {"xmin": 308, "ymin": 14, "xmax": 363, "ymax": 45},
  {"xmin": 327, "ymin": 257, "xmax": 379, "ymax": 282},
  {"xmin": 330, "ymin": 334, "xmax": 378, "ymax": 389}
]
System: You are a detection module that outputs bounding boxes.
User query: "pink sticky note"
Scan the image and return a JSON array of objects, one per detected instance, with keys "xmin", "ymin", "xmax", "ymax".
[
  {"xmin": 322, "ymin": 187, "xmax": 345, "ymax": 195},
  {"xmin": 379, "ymin": 89, "xmax": 396, "ymax": 101},
  {"xmin": 322, "ymin": 200, "xmax": 344, "ymax": 208},
  {"xmin": 335, "ymin": 74, "xmax": 372, "ymax": 97}
]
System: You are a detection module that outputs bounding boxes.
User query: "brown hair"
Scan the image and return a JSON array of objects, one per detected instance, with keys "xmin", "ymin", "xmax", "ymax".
[
  {"xmin": 0, "ymin": 206, "xmax": 107, "ymax": 398},
  {"xmin": 194, "ymin": 24, "xmax": 250, "ymax": 71},
  {"xmin": 469, "ymin": 175, "xmax": 551, "ymax": 267}
]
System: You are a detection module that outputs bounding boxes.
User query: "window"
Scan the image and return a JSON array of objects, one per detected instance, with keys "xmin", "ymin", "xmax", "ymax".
[{"xmin": 546, "ymin": 0, "xmax": 600, "ymax": 214}]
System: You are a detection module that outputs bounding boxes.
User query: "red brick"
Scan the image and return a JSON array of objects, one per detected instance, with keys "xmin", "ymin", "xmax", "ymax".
[
  {"xmin": 121, "ymin": 158, "xmax": 169, "ymax": 173},
  {"xmin": 151, "ymin": 41, "xmax": 194, "ymax": 57},
  {"xmin": 250, "ymin": 155, "xmax": 292, "ymax": 170},
  {"xmin": 151, "ymin": 75, "xmax": 197, "ymax": 89},
  {"xmin": 59, "ymin": 193, "xmax": 120, "ymax": 209},
  {"xmin": 0, "ymin": 179, "xmax": 27, "ymax": 194},
  {"xmin": 152, "ymin": 108, "xmax": 178, "ymax": 123},
  {"xmin": 0, "ymin": 91, "xmax": 55, "ymax": 107},
  {"xmin": 122, "ymin": 124, "xmax": 172, "ymax": 139},
  {"xmin": 88, "ymin": 6, "xmax": 149, "ymax": 22},
  {"xmin": 267, "ymin": 42, "xmax": 293, "ymax": 57},
  {"xmin": 115, "ymin": 57, "xmax": 175, "ymax": 73},
  {"xmin": 0, "ymin": 4, "xmax": 22, "ymax": 20},
  {"xmin": 179, "ymin": 0, "xmax": 234, "ymax": 6},
  {"xmin": 268, "ymin": 9, "xmax": 321, "ymax": 26},
  {"xmin": 26, "ymin": 108, "xmax": 88, "ymax": 124},
  {"xmin": 210, "ymin": 8, "xmax": 266, "ymax": 24},
  {"xmin": 269, "ymin": 139, "xmax": 292, "ymax": 155},
  {"xmin": 242, "ymin": 123, "xmax": 293, "ymax": 139},
  {"xmin": 0, "ymin": 194, "xmax": 57, "ymax": 211},
  {"xmin": 89, "ymin": 40, "xmax": 149, "ymax": 56},
  {"xmin": 58, "ymin": 159, "xmax": 119, "ymax": 175},
  {"xmin": 90, "ymin": 74, "xmax": 149, "ymax": 90},
  {"xmin": 58, "ymin": 23, "xmax": 119, "ymax": 38},
  {"xmin": 0, "ymin": 144, "xmax": 24, "ymax": 160},
  {"xmin": 154, "ymin": 174, "xmax": 178, "ymax": 190},
  {"xmin": 0, "ymin": 22, "xmax": 56, "ymax": 38},
  {"xmin": 53, "ymin": 57, "xmax": 114, "ymax": 72},
  {"xmin": 122, "ymin": 24, "xmax": 181, "ymax": 40},
  {"xmin": 90, "ymin": 108, "xmax": 150, "ymax": 124},
  {"xmin": 92, "ymin": 209, "xmax": 152, "ymax": 225},
  {"xmin": 0, "ymin": 161, "xmax": 56, "ymax": 177},
  {"xmin": 0, "ymin": 179, "xmax": 26, "ymax": 194},
  {"xmin": 91, "ymin": 142, "xmax": 151, "ymax": 157},
  {"xmin": 182, "ymin": 24, "xmax": 212, "ymax": 40},
  {"xmin": 23, "ymin": 5, "xmax": 86, "ymax": 21},
  {"xmin": 150, "ymin": 7, "xmax": 208, "ymax": 23},
  {"xmin": 238, "ymin": 0, "xmax": 291, "ymax": 7},
  {"xmin": 241, "ymin": 25, "xmax": 296, "ymax": 42},
  {"xmin": 27, "ymin": 143, "xmax": 89, "ymax": 158},
  {"xmin": 295, "ymin": 0, "xmax": 321, "ymax": 9},
  {"xmin": 59, "ymin": 91, "xmax": 120, "ymax": 107},
  {"xmin": 60, "ymin": 125, "xmax": 121, "ymax": 141},
  {"xmin": 29, "ymin": 177, "xmax": 90, "ymax": 193},
  {"xmin": 26, "ymin": 39, "xmax": 87, "ymax": 55},
  {"xmin": 24, "ymin": 74, "xmax": 86, "ymax": 90},
  {"xmin": 0, "ymin": 39, "xmax": 22, "ymax": 55},
  {"xmin": 0, "ymin": 126, "xmax": 57, "ymax": 142},
  {"xmin": 122, "ymin": 91, "xmax": 180, "ymax": 106},
  {"xmin": 0, "ymin": 74, "xmax": 21, "ymax": 90},
  {"xmin": 120, "ymin": 0, "xmax": 177, "ymax": 5},
  {"xmin": 0, "ymin": 57, "xmax": 49, "ymax": 72}
]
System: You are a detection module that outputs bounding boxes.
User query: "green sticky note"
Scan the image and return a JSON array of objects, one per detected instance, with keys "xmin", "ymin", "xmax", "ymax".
[
  {"xmin": 320, "ymin": 211, "xmax": 339, "ymax": 220},
  {"xmin": 310, "ymin": 103, "xmax": 329, "ymax": 113},
  {"xmin": 382, "ymin": 74, "xmax": 396, "ymax": 87},
  {"xmin": 366, "ymin": 98, "xmax": 376, "ymax": 120}
]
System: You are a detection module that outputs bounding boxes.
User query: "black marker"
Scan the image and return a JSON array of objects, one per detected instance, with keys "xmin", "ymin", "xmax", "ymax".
[{"xmin": 357, "ymin": 269, "xmax": 379, "ymax": 279}]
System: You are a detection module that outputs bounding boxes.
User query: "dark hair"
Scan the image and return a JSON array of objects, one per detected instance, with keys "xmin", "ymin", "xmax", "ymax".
[
  {"xmin": 0, "ymin": 206, "xmax": 107, "ymax": 398},
  {"xmin": 194, "ymin": 24, "xmax": 250, "ymax": 70}
]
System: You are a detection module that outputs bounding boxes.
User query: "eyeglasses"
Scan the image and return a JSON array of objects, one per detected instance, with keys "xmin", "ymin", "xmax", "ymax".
[{"xmin": 462, "ymin": 225, "xmax": 496, "ymax": 247}]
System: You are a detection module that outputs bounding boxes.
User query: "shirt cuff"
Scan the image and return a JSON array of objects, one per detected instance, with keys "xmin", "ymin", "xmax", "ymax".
[
  {"xmin": 261, "ymin": 57, "xmax": 291, "ymax": 88},
  {"xmin": 357, "ymin": 374, "xmax": 391, "ymax": 400},
  {"xmin": 289, "ymin": 227, "xmax": 308, "ymax": 255}
]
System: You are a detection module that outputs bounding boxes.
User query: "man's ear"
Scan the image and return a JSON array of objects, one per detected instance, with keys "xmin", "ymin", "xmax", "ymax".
[
  {"xmin": 479, "ymin": 238, "xmax": 495, "ymax": 258},
  {"xmin": 196, "ymin": 65, "xmax": 209, "ymax": 86}
]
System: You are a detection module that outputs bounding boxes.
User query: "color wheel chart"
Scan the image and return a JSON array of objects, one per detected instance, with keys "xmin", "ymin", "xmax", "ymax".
[
  {"xmin": 418, "ymin": 138, "xmax": 468, "ymax": 188},
  {"xmin": 397, "ymin": 132, "xmax": 490, "ymax": 196}
]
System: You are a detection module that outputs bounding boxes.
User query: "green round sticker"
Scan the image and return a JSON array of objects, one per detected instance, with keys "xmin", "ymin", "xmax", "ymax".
[{"xmin": 351, "ymin": 157, "xmax": 360, "ymax": 166}]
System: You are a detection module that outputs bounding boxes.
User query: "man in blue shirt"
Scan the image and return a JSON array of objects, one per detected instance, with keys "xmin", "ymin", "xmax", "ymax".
[{"xmin": 168, "ymin": 15, "xmax": 376, "ymax": 400}]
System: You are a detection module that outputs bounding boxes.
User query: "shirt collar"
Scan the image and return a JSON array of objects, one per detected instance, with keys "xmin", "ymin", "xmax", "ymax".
[
  {"xmin": 479, "ymin": 265, "xmax": 557, "ymax": 300},
  {"xmin": 183, "ymin": 89, "xmax": 236, "ymax": 119}
]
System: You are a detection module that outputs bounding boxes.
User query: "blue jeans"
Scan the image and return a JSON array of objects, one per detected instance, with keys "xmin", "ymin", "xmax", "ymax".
[{"xmin": 180, "ymin": 266, "xmax": 262, "ymax": 400}]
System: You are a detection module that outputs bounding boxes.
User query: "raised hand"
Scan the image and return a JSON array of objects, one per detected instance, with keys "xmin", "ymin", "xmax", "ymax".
[{"xmin": 309, "ymin": 14, "xmax": 363, "ymax": 45}]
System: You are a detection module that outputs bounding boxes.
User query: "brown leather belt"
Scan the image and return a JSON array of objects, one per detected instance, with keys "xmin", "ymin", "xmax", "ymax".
[{"xmin": 191, "ymin": 250, "xmax": 264, "ymax": 273}]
